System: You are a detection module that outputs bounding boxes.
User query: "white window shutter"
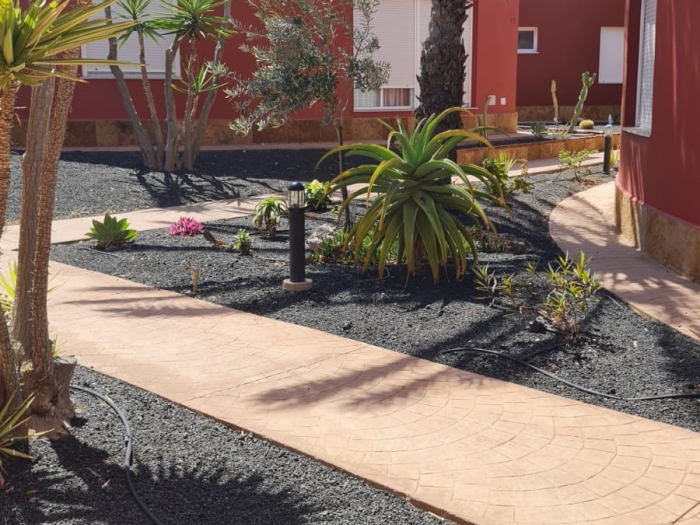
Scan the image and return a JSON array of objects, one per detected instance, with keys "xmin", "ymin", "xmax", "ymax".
[
  {"xmin": 636, "ymin": 0, "xmax": 657, "ymax": 129},
  {"xmin": 599, "ymin": 27, "xmax": 624, "ymax": 84},
  {"xmin": 463, "ymin": 10, "xmax": 473, "ymax": 107},
  {"xmin": 82, "ymin": 1, "xmax": 177, "ymax": 78},
  {"xmin": 371, "ymin": 0, "xmax": 416, "ymax": 88}
]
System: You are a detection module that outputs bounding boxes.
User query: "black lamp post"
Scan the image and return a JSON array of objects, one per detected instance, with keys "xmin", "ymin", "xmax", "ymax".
[
  {"xmin": 283, "ymin": 181, "xmax": 312, "ymax": 292},
  {"xmin": 603, "ymin": 120, "xmax": 613, "ymax": 175}
]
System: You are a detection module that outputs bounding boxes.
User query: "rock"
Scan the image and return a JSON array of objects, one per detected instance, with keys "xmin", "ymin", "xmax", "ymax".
[
  {"xmin": 343, "ymin": 322, "xmax": 353, "ymax": 331},
  {"xmin": 530, "ymin": 317, "xmax": 548, "ymax": 333}
]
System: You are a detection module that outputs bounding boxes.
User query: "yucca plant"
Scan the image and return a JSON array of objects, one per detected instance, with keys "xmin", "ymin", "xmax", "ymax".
[
  {"xmin": 0, "ymin": 393, "xmax": 47, "ymax": 485},
  {"xmin": 318, "ymin": 107, "xmax": 507, "ymax": 283},
  {"xmin": 251, "ymin": 196, "xmax": 287, "ymax": 237},
  {"xmin": 0, "ymin": 0, "xmax": 135, "ymax": 89},
  {"xmin": 85, "ymin": 213, "xmax": 138, "ymax": 250}
]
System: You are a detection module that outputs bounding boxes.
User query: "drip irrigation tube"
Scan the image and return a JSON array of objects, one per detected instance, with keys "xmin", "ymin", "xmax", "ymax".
[
  {"xmin": 439, "ymin": 346, "xmax": 700, "ymax": 402},
  {"xmin": 70, "ymin": 385, "xmax": 164, "ymax": 525}
]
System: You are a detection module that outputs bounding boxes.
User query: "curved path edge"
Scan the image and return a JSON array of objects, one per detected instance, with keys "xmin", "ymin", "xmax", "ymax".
[{"xmin": 550, "ymin": 181, "xmax": 700, "ymax": 342}]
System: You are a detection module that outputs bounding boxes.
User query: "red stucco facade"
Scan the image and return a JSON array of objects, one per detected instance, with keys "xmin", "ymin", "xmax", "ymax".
[
  {"xmin": 618, "ymin": 0, "xmax": 700, "ymax": 228},
  {"xmin": 517, "ymin": 0, "xmax": 624, "ymax": 114},
  {"xmin": 14, "ymin": 0, "xmax": 520, "ymax": 130}
]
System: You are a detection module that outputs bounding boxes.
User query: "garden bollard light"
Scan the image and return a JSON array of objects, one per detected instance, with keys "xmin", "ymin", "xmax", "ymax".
[
  {"xmin": 603, "ymin": 118, "xmax": 613, "ymax": 175},
  {"xmin": 283, "ymin": 181, "xmax": 312, "ymax": 292}
]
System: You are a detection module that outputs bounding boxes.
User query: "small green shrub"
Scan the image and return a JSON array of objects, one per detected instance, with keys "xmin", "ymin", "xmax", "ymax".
[
  {"xmin": 536, "ymin": 251, "xmax": 602, "ymax": 341},
  {"xmin": 235, "ymin": 230, "xmax": 252, "ymax": 255},
  {"xmin": 252, "ymin": 196, "xmax": 287, "ymax": 237},
  {"xmin": 530, "ymin": 122, "xmax": 547, "ymax": 137},
  {"xmin": 304, "ymin": 180, "xmax": 332, "ymax": 212},
  {"xmin": 579, "ymin": 119, "xmax": 595, "ymax": 130},
  {"xmin": 558, "ymin": 149, "xmax": 596, "ymax": 181},
  {"xmin": 85, "ymin": 213, "xmax": 137, "ymax": 250},
  {"xmin": 482, "ymin": 152, "xmax": 517, "ymax": 193},
  {"xmin": 472, "ymin": 263, "xmax": 517, "ymax": 308}
]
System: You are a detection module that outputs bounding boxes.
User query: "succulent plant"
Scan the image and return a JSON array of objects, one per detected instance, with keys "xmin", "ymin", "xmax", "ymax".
[
  {"xmin": 85, "ymin": 213, "xmax": 137, "ymax": 250},
  {"xmin": 169, "ymin": 216, "xmax": 204, "ymax": 237}
]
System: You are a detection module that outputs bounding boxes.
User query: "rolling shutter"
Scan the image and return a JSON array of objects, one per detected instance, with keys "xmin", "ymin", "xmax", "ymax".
[
  {"xmin": 636, "ymin": 0, "xmax": 657, "ymax": 129},
  {"xmin": 82, "ymin": 1, "xmax": 177, "ymax": 78},
  {"xmin": 598, "ymin": 27, "xmax": 624, "ymax": 84}
]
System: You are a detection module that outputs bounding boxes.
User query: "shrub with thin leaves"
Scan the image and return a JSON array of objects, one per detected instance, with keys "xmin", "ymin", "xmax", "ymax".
[
  {"xmin": 85, "ymin": 213, "xmax": 137, "ymax": 250},
  {"xmin": 535, "ymin": 251, "xmax": 602, "ymax": 340},
  {"xmin": 319, "ymin": 107, "xmax": 507, "ymax": 283},
  {"xmin": 0, "ymin": 393, "xmax": 47, "ymax": 486}
]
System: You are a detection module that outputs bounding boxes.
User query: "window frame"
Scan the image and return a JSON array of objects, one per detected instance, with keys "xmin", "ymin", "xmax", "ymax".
[
  {"xmin": 517, "ymin": 27, "xmax": 538, "ymax": 54},
  {"xmin": 353, "ymin": 87, "xmax": 415, "ymax": 112}
]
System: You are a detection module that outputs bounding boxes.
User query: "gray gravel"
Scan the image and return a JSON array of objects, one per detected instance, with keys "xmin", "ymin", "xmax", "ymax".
[{"xmin": 3, "ymin": 367, "xmax": 451, "ymax": 525}]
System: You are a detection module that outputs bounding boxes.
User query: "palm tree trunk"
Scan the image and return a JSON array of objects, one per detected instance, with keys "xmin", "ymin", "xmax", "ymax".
[
  {"xmin": 138, "ymin": 32, "xmax": 165, "ymax": 167},
  {"xmin": 0, "ymin": 84, "xmax": 18, "ymax": 239},
  {"xmin": 14, "ymin": 79, "xmax": 55, "ymax": 359},
  {"xmin": 29, "ymin": 42, "xmax": 85, "ymax": 431},
  {"xmin": 189, "ymin": 0, "xmax": 232, "ymax": 168},
  {"xmin": 105, "ymin": 7, "xmax": 159, "ymax": 169},
  {"xmin": 0, "ymin": 84, "xmax": 21, "ymax": 415},
  {"xmin": 415, "ymin": 0, "xmax": 469, "ymax": 134},
  {"xmin": 181, "ymin": 47, "xmax": 197, "ymax": 171},
  {"xmin": 164, "ymin": 36, "xmax": 183, "ymax": 172}
]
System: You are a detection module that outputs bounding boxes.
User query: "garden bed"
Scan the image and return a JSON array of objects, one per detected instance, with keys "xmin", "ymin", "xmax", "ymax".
[
  {"xmin": 5, "ymin": 149, "xmax": 700, "ymax": 524},
  {"xmin": 45, "ymin": 154, "xmax": 700, "ymax": 433}
]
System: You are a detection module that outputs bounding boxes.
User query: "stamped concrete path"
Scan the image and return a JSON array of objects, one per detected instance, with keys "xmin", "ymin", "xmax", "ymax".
[{"xmin": 5, "ymin": 175, "xmax": 700, "ymax": 525}]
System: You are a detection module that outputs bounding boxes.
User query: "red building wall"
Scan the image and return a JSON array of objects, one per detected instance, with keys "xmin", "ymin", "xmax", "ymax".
[
  {"xmin": 618, "ymin": 0, "xmax": 700, "ymax": 228},
  {"xmin": 14, "ymin": 0, "xmax": 520, "ymax": 129},
  {"xmin": 472, "ymin": 0, "xmax": 520, "ymax": 114},
  {"xmin": 517, "ymin": 0, "xmax": 624, "ymax": 109}
]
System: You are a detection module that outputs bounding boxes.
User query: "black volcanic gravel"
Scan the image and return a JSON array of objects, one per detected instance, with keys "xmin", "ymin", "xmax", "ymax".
[{"xmin": 5, "ymin": 148, "xmax": 700, "ymax": 524}]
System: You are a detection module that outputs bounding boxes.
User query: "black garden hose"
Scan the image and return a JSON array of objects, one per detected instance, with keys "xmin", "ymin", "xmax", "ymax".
[
  {"xmin": 439, "ymin": 346, "xmax": 700, "ymax": 402},
  {"xmin": 70, "ymin": 385, "xmax": 164, "ymax": 525}
]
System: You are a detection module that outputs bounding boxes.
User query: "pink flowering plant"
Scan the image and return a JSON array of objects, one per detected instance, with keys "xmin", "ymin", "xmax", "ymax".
[{"xmin": 169, "ymin": 217, "xmax": 204, "ymax": 237}]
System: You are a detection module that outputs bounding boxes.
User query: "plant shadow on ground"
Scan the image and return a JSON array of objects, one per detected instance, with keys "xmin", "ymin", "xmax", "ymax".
[{"xmin": 1, "ymin": 384, "xmax": 351, "ymax": 525}]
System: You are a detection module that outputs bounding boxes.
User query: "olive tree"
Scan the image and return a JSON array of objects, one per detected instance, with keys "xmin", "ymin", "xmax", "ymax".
[{"xmin": 226, "ymin": 0, "xmax": 389, "ymax": 228}]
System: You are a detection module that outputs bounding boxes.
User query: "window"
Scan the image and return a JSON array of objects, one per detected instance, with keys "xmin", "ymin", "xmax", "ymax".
[
  {"xmin": 354, "ymin": 88, "xmax": 413, "ymax": 110},
  {"xmin": 598, "ymin": 27, "xmax": 624, "ymax": 84},
  {"xmin": 517, "ymin": 28, "xmax": 537, "ymax": 54},
  {"xmin": 82, "ymin": 1, "xmax": 178, "ymax": 78},
  {"xmin": 636, "ymin": 0, "xmax": 657, "ymax": 130},
  {"xmin": 353, "ymin": 0, "xmax": 473, "ymax": 110}
]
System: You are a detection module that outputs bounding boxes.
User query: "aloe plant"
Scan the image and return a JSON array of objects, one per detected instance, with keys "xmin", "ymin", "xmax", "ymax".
[{"xmin": 319, "ymin": 107, "xmax": 507, "ymax": 283}]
